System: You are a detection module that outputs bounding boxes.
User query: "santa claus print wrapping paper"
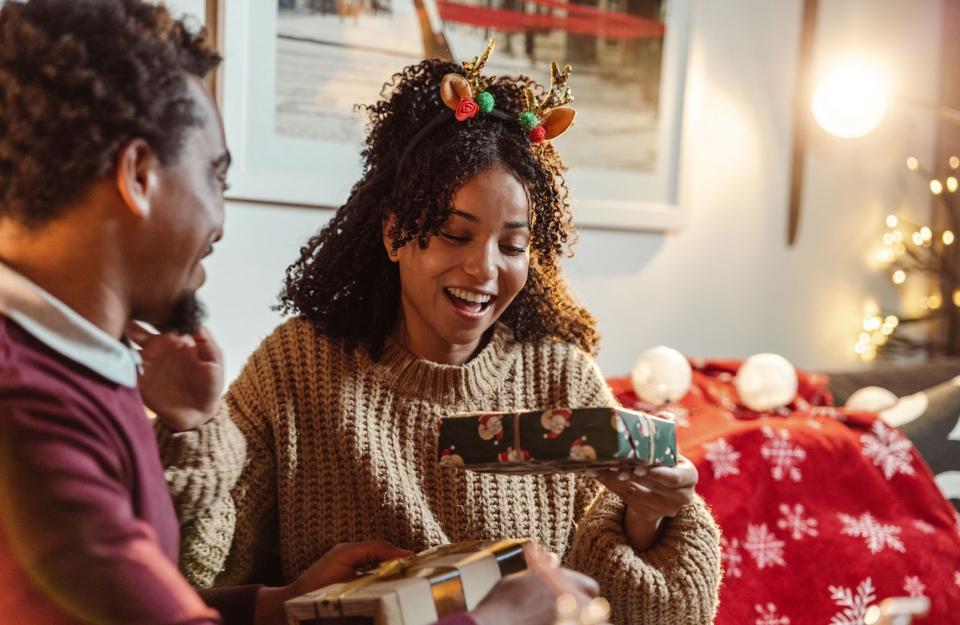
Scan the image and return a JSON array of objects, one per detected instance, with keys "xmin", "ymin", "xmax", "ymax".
[{"xmin": 609, "ymin": 360, "xmax": 960, "ymax": 625}]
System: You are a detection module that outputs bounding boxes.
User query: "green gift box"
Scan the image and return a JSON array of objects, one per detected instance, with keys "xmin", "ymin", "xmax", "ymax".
[{"xmin": 437, "ymin": 407, "xmax": 677, "ymax": 474}]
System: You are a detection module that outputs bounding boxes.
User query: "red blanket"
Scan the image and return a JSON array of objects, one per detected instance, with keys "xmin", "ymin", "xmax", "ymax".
[{"xmin": 608, "ymin": 360, "xmax": 960, "ymax": 624}]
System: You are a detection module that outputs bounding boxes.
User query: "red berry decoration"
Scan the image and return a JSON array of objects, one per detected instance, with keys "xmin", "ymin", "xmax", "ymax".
[
  {"xmin": 455, "ymin": 97, "xmax": 480, "ymax": 121},
  {"xmin": 527, "ymin": 125, "xmax": 547, "ymax": 143}
]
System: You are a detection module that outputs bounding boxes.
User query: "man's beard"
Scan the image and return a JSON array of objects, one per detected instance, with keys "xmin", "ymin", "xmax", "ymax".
[{"xmin": 158, "ymin": 292, "xmax": 207, "ymax": 336}]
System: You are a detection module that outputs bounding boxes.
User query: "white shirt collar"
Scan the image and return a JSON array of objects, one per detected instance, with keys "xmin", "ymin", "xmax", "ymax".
[{"xmin": 0, "ymin": 262, "xmax": 141, "ymax": 388}]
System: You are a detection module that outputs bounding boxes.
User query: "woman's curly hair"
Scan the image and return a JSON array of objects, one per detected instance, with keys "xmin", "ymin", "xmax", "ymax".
[
  {"xmin": 279, "ymin": 58, "xmax": 599, "ymax": 357},
  {"xmin": 0, "ymin": 0, "xmax": 220, "ymax": 227}
]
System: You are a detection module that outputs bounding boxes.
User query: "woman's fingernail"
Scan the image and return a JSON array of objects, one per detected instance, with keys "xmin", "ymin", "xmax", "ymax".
[
  {"xmin": 617, "ymin": 471, "xmax": 631, "ymax": 481},
  {"xmin": 633, "ymin": 467, "xmax": 648, "ymax": 477}
]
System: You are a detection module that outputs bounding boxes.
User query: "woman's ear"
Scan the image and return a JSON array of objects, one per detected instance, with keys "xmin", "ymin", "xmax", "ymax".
[
  {"xmin": 382, "ymin": 213, "xmax": 400, "ymax": 263},
  {"xmin": 440, "ymin": 73, "xmax": 473, "ymax": 111}
]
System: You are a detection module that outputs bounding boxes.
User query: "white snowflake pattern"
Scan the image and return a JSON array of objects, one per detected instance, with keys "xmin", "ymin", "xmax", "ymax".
[
  {"xmin": 838, "ymin": 512, "xmax": 905, "ymax": 554},
  {"xmin": 754, "ymin": 602, "xmax": 790, "ymax": 625},
  {"xmin": 861, "ymin": 420, "xmax": 915, "ymax": 480},
  {"xmin": 902, "ymin": 575, "xmax": 926, "ymax": 598},
  {"xmin": 761, "ymin": 427, "xmax": 806, "ymax": 482},
  {"xmin": 777, "ymin": 503, "xmax": 819, "ymax": 540},
  {"xmin": 744, "ymin": 523, "xmax": 786, "ymax": 569},
  {"xmin": 704, "ymin": 438, "xmax": 741, "ymax": 479},
  {"xmin": 721, "ymin": 536, "xmax": 743, "ymax": 578},
  {"xmin": 911, "ymin": 519, "xmax": 935, "ymax": 534},
  {"xmin": 809, "ymin": 406, "xmax": 841, "ymax": 419},
  {"xmin": 828, "ymin": 577, "xmax": 876, "ymax": 625}
]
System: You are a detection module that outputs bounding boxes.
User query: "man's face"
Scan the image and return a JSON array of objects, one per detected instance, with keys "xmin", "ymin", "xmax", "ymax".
[{"xmin": 129, "ymin": 77, "xmax": 228, "ymax": 334}]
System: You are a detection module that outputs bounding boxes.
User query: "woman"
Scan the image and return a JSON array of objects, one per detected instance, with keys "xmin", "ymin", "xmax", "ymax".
[{"xmin": 149, "ymin": 51, "xmax": 721, "ymax": 625}]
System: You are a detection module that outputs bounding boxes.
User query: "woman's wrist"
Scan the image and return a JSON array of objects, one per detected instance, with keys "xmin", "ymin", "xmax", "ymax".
[{"xmin": 624, "ymin": 507, "xmax": 663, "ymax": 552}]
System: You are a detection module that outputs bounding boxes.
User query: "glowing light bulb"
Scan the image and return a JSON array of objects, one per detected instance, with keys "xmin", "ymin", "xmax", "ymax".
[
  {"xmin": 906, "ymin": 157, "xmax": 919, "ymax": 171},
  {"xmin": 929, "ymin": 293, "xmax": 943, "ymax": 309},
  {"xmin": 944, "ymin": 230, "xmax": 955, "ymax": 245},
  {"xmin": 912, "ymin": 232, "xmax": 924, "ymax": 246},
  {"xmin": 886, "ymin": 214, "xmax": 899, "ymax": 228},
  {"xmin": 948, "ymin": 177, "xmax": 958, "ymax": 193},
  {"xmin": 811, "ymin": 61, "xmax": 889, "ymax": 138},
  {"xmin": 931, "ymin": 180, "xmax": 944, "ymax": 195},
  {"xmin": 951, "ymin": 156, "xmax": 960, "ymax": 169},
  {"xmin": 921, "ymin": 226, "xmax": 932, "ymax": 240},
  {"xmin": 892, "ymin": 270, "xmax": 906, "ymax": 284},
  {"xmin": 884, "ymin": 315, "xmax": 899, "ymax": 327},
  {"xmin": 954, "ymin": 289, "xmax": 960, "ymax": 307}
]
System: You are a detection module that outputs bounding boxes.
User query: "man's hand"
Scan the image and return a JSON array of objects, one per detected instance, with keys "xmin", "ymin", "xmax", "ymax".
[
  {"xmin": 255, "ymin": 540, "xmax": 413, "ymax": 625},
  {"xmin": 470, "ymin": 544, "xmax": 605, "ymax": 625},
  {"xmin": 287, "ymin": 540, "xmax": 414, "ymax": 599},
  {"xmin": 591, "ymin": 455, "xmax": 699, "ymax": 551},
  {"xmin": 128, "ymin": 323, "xmax": 225, "ymax": 432}
]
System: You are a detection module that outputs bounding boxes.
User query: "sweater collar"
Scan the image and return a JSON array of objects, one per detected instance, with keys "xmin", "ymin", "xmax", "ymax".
[
  {"xmin": 0, "ymin": 261, "xmax": 141, "ymax": 388},
  {"xmin": 372, "ymin": 323, "xmax": 521, "ymax": 404}
]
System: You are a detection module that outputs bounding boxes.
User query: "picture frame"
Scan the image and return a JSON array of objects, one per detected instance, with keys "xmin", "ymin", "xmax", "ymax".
[{"xmin": 212, "ymin": 0, "xmax": 691, "ymax": 231}]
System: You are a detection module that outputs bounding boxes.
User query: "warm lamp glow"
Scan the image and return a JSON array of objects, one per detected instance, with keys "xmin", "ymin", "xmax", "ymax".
[
  {"xmin": 892, "ymin": 270, "xmax": 906, "ymax": 284},
  {"xmin": 951, "ymin": 156, "xmax": 960, "ymax": 169},
  {"xmin": 931, "ymin": 180, "xmax": 944, "ymax": 195},
  {"xmin": 907, "ymin": 157, "xmax": 919, "ymax": 170},
  {"xmin": 812, "ymin": 61, "xmax": 889, "ymax": 138},
  {"xmin": 944, "ymin": 230, "xmax": 955, "ymax": 245},
  {"xmin": 886, "ymin": 214, "xmax": 899, "ymax": 228},
  {"xmin": 948, "ymin": 177, "xmax": 958, "ymax": 193}
]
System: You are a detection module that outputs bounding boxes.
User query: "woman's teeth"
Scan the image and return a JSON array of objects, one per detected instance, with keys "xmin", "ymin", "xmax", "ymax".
[{"xmin": 446, "ymin": 287, "xmax": 493, "ymax": 304}]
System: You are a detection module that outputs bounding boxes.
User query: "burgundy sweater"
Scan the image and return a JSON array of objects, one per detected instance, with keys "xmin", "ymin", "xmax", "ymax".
[{"xmin": 0, "ymin": 315, "xmax": 260, "ymax": 624}]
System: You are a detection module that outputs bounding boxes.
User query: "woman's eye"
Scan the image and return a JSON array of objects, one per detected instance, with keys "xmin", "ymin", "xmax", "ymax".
[
  {"xmin": 441, "ymin": 232, "xmax": 469, "ymax": 243},
  {"xmin": 500, "ymin": 243, "xmax": 528, "ymax": 256}
]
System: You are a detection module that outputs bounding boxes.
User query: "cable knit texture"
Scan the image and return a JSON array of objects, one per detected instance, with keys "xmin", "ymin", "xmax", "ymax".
[{"xmin": 158, "ymin": 318, "xmax": 722, "ymax": 624}]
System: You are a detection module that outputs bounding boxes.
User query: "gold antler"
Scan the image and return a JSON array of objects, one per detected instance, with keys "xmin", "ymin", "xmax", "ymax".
[
  {"xmin": 546, "ymin": 62, "xmax": 574, "ymax": 110},
  {"xmin": 524, "ymin": 62, "xmax": 574, "ymax": 117},
  {"xmin": 462, "ymin": 37, "xmax": 496, "ymax": 94}
]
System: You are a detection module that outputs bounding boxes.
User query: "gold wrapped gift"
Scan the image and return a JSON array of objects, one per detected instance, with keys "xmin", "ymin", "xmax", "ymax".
[{"xmin": 285, "ymin": 539, "xmax": 529, "ymax": 625}]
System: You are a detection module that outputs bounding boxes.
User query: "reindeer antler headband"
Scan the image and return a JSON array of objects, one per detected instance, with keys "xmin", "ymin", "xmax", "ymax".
[
  {"xmin": 438, "ymin": 38, "xmax": 576, "ymax": 143},
  {"xmin": 393, "ymin": 37, "xmax": 577, "ymax": 190}
]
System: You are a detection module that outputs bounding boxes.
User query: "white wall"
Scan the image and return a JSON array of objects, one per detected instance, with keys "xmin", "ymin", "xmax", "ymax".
[{"xmin": 200, "ymin": 0, "xmax": 945, "ymax": 384}]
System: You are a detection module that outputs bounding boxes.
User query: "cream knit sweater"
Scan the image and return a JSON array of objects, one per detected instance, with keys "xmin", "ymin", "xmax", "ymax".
[{"xmin": 157, "ymin": 319, "xmax": 721, "ymax": 625}]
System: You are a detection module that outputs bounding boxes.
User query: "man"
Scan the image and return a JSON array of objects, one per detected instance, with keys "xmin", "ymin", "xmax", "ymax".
[{"xmin": 0, "ymin": 1, "xmax": 598, "ymax": 624}]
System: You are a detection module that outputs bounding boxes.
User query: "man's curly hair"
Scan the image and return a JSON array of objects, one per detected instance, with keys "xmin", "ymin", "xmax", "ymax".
[
  {"xmin": 278, "ymin": 59, "xmax": 599, "ymax": 356},
  {"xmin": 0, "ymin": 0, "xmax": 221, "ymax": 226}
]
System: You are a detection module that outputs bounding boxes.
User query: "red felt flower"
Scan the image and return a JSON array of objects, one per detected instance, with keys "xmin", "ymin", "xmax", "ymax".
[
  {"xmin": 455, "ymin": 97, "xmax": 480, "ymax": 121},
  {"xmin": 527, "ymin": 125, "xmax": 547, "ymax": 143}
]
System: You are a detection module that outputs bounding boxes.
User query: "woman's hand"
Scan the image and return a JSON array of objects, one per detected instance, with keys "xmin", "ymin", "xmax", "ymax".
[
  {"xmin": 255, "ymin": 540, "xmax": 413, "ymax": 625},
  {"xmin": 591, "ymin": 455, "xmax": 698, "ymax": 551}
]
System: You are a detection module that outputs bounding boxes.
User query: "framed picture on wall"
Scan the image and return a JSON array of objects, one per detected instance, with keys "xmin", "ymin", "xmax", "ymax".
[{"xmin": 214, "ymin": 0, "xmax": 690, "ymax": 231}]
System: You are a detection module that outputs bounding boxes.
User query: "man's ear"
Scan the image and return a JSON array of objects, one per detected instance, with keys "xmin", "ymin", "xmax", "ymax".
[
  {"xmin": 116, "ymin": 139, "xmax": 160, "ymax": 220},
  {"xmin": 382, "ymin": 212, "xmax": 400, "ymax": 263}
]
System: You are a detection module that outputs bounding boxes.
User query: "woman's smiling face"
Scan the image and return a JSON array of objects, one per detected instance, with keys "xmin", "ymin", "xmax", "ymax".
[{"xmin": 388, "ymin": 164, "xmax": 531, "ymax": 358}]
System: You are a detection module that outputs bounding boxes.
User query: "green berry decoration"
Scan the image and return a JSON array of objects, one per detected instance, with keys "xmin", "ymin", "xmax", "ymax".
[
  {"xmin": 518, "ymin": 111, "xmax": 539, "ymax": 133},
  {"xmin": 476, "ymin": 91, "xmax": 495, "ymax": 113}
]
